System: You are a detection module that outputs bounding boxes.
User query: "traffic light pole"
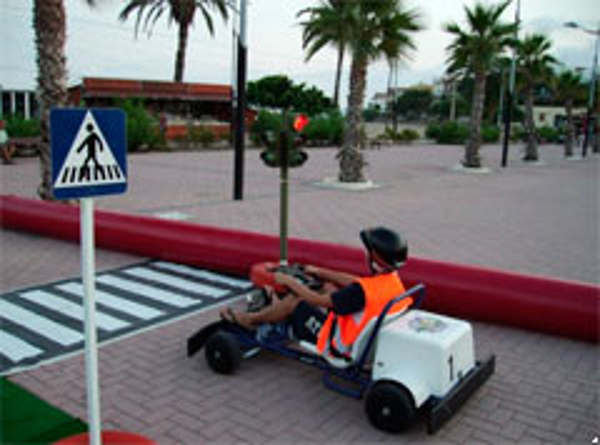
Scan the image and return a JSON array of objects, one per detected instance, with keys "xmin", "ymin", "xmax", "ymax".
[
  {"xmin": 279, "ymin": 159, "xmax": 289, "ymax": 266},
  {"xmin": 279, "ymin": 119, "xmax": 290, "ymax": 266}
]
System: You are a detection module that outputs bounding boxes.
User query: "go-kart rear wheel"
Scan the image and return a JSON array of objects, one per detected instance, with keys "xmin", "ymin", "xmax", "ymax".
[
  {"xmin": 365, "ymin": 381, "xmax": 416, "ymax": 433},
  {"xmin": 205, "ymin": 331, "xmax": 242, "ymax": 375}
]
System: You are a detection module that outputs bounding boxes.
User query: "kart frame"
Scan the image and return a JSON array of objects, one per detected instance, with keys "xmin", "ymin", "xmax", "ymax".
[{"xmin": 187, "ymin": 283, "xmax": 495, "ymax": 434}]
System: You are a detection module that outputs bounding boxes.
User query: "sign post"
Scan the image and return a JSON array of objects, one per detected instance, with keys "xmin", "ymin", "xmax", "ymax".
[
  {"xmin": 51, "ymin": 108, "xmax": 127, "ymax": 445},
  {"xmin": 81, "ymin": 197, "xmax": 101, "ymax": 445}
]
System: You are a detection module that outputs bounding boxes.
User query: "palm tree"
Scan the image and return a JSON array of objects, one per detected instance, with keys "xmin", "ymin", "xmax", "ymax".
[
  {"xmin": 516, "ymin": 33, "xmax": 557, "ymax": 162},
  {"xmin": 34, "ymin": 0, "xmax": 99, "ymax": 200},
  {"xmin": 554, "ymin": 69, "xmax": 585, "ymax": 158},
  {"xmin": 339, "ymin": 0, "xmax": 421, "ymax": 182},
  {"xmin": 445, "ymin": 0, "xmax": 516, "ymax": 168},
  {"xmin": 298, "ymin": 0, "xmax": 352, "ymax": 108},
  {"xmin": 120, "ymin": 0, "xmax": 229, "ymax": 82}
]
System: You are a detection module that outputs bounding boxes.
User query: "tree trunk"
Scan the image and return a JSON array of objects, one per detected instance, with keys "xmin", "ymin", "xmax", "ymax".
[
  {"xmin": 333, "ymin": 44, "xmax": 344, "ymax": 108},
  {"xmin": 34, "ymin": 0, "xmax": 68, "ymax": 201},
  {"xmin": 523, "ymin": 85, "xmax": 539, "ymax": 162},
  {"xmin": 174, "ymin": 23, "xmax": 190, "ymax": 82},
  {"xmin": 339, "ymin": 55, "xmax": 368, "ymax": 183},
  {"xmin": 564, "ymin": 99, "xmax": 575, "ymax": 158},
  {"xmin": 464, "ymin": 71, "xmax": 486, "ymax": 168},
  {"xmin": 386, "ymin": 64, "xmax": 393, "ymax": 131}
]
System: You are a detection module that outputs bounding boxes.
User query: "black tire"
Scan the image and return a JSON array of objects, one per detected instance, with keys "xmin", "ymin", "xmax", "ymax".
[
  {"xmin": 365, "ymin": 381, "xmax": 416, "ymax": 433},
  {"xmin": 204, "ymin": 331, "xmax": 242, "ymax": 375}
]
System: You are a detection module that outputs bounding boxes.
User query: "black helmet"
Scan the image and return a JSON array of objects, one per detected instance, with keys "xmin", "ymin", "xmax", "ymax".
[{"xmin": 360, "ymin": 227, "xmax": 408, "ymax": 268}]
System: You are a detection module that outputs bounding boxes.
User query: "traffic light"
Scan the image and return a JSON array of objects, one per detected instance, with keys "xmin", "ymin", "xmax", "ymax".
[{"xmin": 259, "ymin": 112, "xmax": 309, "ymax": 169}]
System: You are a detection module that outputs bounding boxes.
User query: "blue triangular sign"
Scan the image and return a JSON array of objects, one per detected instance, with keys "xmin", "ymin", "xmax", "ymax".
[{"xmin": 51, "ymin": 108, "xmax": 127, "ymax": 199}]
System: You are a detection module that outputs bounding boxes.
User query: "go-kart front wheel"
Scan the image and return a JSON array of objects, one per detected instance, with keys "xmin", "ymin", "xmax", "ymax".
[
  {"xmin": 205, "ymin": 331, "xmax": 242, "ymax": 375},
  {"xmin": 365, "ymin": 381, "xmax": 416, "ymax": 433}
]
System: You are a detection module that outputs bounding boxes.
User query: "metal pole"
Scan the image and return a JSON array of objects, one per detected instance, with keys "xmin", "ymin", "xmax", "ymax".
[
  {"xmin": 582, "ymin": 24, "xmax": 599, "ymax": 157},
  {"xmin": 279, "ymin": 120, "xmax": 289, "ymax": 266},
  {"xmin": 450, "ymin": 77, "xmax": 457, "ymax": 121},
  {"xmin": 279, "ymin": 162, "xmax": 289, "ymax": 266},
  {"xmin": 233, "ymin": 0, "xmax": 247, "ymax": 200},
  {"xmin": 81, "ymin": 198, "xmax": 102, "ymax": 445},
  {"xmin": 501, "ymin": 0, "xmax": 520, "ymax": 168},
  {"xmin": 498, "ymin": 68, "xmax": 506, "ymax": 127},
  {"xmin": 230, "ymin": 1, "xmax": 238, "ymax": 154}
]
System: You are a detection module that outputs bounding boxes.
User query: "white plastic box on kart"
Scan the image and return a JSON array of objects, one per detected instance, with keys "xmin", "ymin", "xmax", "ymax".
[{"xmin": 372, "ymin": 309, "xmax": 475, "ymax": 408}]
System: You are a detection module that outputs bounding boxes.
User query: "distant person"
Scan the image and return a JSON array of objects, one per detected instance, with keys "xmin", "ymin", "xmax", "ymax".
[{"xmin": 0, "ymin": 119, "xmax": 16, "ymax": 164}]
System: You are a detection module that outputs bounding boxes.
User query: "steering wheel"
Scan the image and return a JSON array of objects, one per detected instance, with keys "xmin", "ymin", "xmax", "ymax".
[{"xmin": 250, "ymin": 262, "xmax": 323, "ymax": 295}]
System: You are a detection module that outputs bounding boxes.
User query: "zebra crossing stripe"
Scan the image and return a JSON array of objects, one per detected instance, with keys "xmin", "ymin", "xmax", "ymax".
[
  {"xmin": 60, "ymin": 165, "xmax": 122, "ymax": 184},
  {"xmin": 19, "ymin": 290, "xmax": 129, "ymax": 332},
  {"xmin": 0, "ymin": 330, "xmax": 44, "ymax": 362},
  {"xmin": 0, "ymin": 300, "xmax": 82, "ymax": 346},
  {"xmin": 122, "ymin": 267, "xmax": 229, "ymax": 298},
  {"xmin": 0, "ymin": 261, "xmax": 253, "ymax": 376},
  {"xmin": 96, "ymin": 275, "xmax": 198, "ymax": 308},
  {"xmin": 153, "ymin": 262, "xmax": 251, "ymax": 288},
  {"xmin": 57, "ymin": 282, "xmax": 164, "ymax": 320}
]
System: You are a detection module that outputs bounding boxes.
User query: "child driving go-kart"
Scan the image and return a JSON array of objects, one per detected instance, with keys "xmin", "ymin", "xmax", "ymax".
[
  {"xmin": 220, "ymin": 226, "xmax": 412, "ymax": 359},
  {"xmin": 188, "ymin": 226, "xmax": 495, "ymax": 434}
]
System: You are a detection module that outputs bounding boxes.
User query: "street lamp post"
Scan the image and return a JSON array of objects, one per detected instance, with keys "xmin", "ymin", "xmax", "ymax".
[
  {"xmin": 565, "ymin": 21, "xmax": 600, "ymax": 157},
  {"xmin": 501, "ymin": 0, "xmax": 520, "ymax": 168},
  {"xmin": 233, "ymin": 0, "xmax": 248, "ymax": 200}
]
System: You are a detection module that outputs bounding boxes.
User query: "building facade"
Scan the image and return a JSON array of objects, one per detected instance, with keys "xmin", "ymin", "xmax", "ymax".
[
  {"xmin": 68, "ymin": 77, "xmax": 254, "ymax": 140},
  {"xmin": 0, "ymin": 88, "xmax": 39, "ymax": 119}
]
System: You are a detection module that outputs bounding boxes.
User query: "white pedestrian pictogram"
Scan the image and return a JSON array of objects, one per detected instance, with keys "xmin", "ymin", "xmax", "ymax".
[{"xmin": 54, "ymin": 111, "xmax": 125, "ymax": 189}]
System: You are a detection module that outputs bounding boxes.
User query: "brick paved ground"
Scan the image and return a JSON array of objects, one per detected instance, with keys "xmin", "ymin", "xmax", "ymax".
[{"xmin": 1, "ymin": 143, "xmax": 598, "ymax": 444}]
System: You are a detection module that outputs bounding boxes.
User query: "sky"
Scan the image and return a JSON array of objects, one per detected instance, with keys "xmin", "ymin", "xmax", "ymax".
[{"xmin": 0, "ymin": 0, "xmax": 598, "ymax": 107}]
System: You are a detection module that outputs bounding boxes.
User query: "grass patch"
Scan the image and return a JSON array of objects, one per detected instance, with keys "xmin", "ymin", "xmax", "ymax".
[{"xmin": 1, "ymin": 378, "xmax": 87, "ymax": 444}]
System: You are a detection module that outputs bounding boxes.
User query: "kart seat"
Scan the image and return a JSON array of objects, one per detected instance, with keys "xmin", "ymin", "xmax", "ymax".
[{"xmin": 298, "ymin": 305, "xmax": 410, "ymax": 368}]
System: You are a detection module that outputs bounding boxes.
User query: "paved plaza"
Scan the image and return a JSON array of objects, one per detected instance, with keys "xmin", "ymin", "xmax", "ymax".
[{"xmin": 1, "ymin": 143, "xmax": 599, "ymax": 444}]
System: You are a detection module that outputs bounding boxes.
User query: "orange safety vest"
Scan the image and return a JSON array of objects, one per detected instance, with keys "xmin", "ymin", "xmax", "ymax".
[{"xmin": 316, "ymin": 272, "xmax": 411, "ymax": 357}]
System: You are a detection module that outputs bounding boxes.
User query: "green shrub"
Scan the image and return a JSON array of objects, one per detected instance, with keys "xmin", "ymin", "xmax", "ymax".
[
  {"xmin": 481, "ymin": 125, "xmax": 500, "ymax": 143},
  {"xmin": 251, "ymin": 109, "xmax": 344, "ymax": 147},
  {"xmin": 303, "ymin": 115, "xmax": 330, "ymax": 144},
  {"xmin": 5, "ymin": 116, "xmax": 40, "ymax": 138},
  {"xmin": 375, "ymin": 127, "xmax": 420, "ymax": 144},
  {"xmin": 425, "ymin": 122, "xmax": 441, "ymax": 140},
  {"xmin": 399, "ymin": 128, "xmax": 420, "ymax": 142},
  {"xmin": 189, "ymin": 126, "xmax": 215, "ymax": 148},
  {"xmin": 435, "ymin": 121, "xmax": 469, "ymax": 144},
  {"xmin": 250, "ymin": 110, "xmax": 284, "ymax": 146},
  {"xmin": 117, "ymin": 99, "xmax": 160, "ymax": 151},
  {"xmin": 381, "ymin": 127, "xmax": 398, "ymax": 141},
  {"xmin": 537, "ymin": 126, "xmax": 561, "ymax": 143},
  {"xmin": 304, "ymin": 111, "xmax": 344, "ymax": 146},
  {"xmin": 325, "ymin": 110, "xmax": 344, "ymax": 146}
]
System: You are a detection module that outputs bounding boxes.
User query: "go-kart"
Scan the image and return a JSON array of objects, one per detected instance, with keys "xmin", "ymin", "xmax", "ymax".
[{"xmin": 187, "ymin": 262, "xmax": 495, "ymax": 434}]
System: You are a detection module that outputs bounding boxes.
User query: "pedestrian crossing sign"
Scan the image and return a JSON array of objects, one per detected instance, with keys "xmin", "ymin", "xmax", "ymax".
[{"xmin": 51, "ymin": 108, "xmax": 127, "ymax": 199}]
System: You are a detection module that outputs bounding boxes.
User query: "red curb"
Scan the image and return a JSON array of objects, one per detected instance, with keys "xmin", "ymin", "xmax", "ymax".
[
  {"xmin": 1, "ymin": 194, "xmax": 598, "ymax": 342},
  {"xmin": 53, "ymin": 431, "xmax": 157, "ymax": 445}
]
